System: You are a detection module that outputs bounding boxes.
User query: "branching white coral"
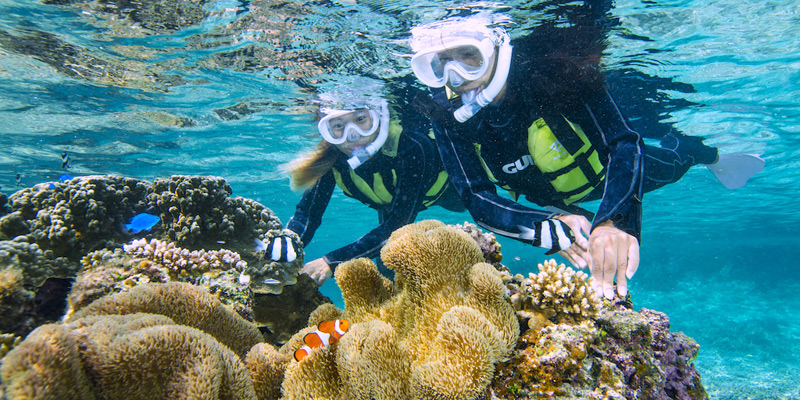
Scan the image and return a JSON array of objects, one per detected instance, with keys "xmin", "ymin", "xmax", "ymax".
[
  {"xmin": 511, "ymin": 259, "xmax": 601, "ymax": 322},
  {"xmin": 123, "ymin": 238, "xmax": 246, "ymax": 276}
]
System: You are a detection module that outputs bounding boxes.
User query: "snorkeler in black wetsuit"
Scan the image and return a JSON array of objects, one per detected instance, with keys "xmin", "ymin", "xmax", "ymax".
[
  {"xmin": 262, "ymin": 82, "xmax": 461, "ymax": 285},
  {"xmin": 408, "ymin": 10, "xmax": 763, "ymax": 299}
]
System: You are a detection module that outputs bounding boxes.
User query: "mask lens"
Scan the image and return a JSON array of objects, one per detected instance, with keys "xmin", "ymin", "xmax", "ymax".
[
  {"xmin": 319, "ymin": 109, "xmax": 377, "ymax": 144},
  {"xmin": 411, "ymin": 38, "xmax": 494, "ymax": 88}
]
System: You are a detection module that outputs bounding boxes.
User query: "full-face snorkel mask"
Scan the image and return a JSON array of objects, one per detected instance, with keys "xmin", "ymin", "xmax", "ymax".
[
  {"xmin": 318, "ymin": 99, "xmax": 390, "ymax": 169},
  {"xmin": 410, "ymin": 18, "xmax": 513, "ymax": 123}
]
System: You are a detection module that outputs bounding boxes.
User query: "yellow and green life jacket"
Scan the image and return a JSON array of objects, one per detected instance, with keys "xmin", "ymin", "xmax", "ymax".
[
  {"xmin": 331, "ymin": 120, "xmax": 450, "ymax": 208},
  {"xmin": 476, "ymin": 116, "xmax": 606, "ymax": 206}
]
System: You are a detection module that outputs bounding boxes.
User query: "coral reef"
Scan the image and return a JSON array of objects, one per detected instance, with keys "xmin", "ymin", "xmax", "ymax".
[
  {"xmin": 281, "ymin": 220, "xmax": 520, "ymax": 400},
  {"xmin": 69, "ymin": 282, "xmax": 263, "ymax": 358},
  {"xmin": 253, "ymin": 274, "xmax": 333, "ymax": 346},
  {"xmin": 2, "ymin": 313, "xmax": 259, "ymax": 400},
  {"xmin": 508, "ymin": 259, "xmax": 602, "ymax": 330},
  {"xmin": 453, "ymin": 221, "xmax": 503, "ymax": 266},
  {"xmin": 1, "ymin": 175, "xmax": 151, "ymax": 259},
  {"xmin": 492, "ymin": 265, "xmax": 707, "ymax": 400},
  {"xmin": 1, "ymin": 282, "xmax": 290, "ymax": 400},
  {"xmin": 0, "ymin": 175, "xmax": 308, "ymax": 338}
]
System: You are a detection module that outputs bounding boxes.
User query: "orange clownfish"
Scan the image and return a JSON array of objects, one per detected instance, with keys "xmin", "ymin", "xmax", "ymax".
[{"xmin": 293, "ymin": 319, "xmax": 350, "ymax": 362}]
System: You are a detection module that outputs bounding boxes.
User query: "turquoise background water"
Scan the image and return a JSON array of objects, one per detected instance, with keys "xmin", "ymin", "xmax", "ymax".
[{"xmin": 1, "ymin": 0, "xmax": 798, "ymax": 398}]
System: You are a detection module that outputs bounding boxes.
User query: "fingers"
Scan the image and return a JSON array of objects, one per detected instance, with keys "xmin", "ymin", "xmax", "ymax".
[
  {"xmin": 615, "ymin": 240, "xmax": 628, "ymax": 298},
  {"xmin": 558, "ymin": 215, "xmax": 591, "ymax": 249},
  {"xmin": 602, "ymin": 246, "xmax": 616, "ymax": 300},
  {"xmin": 627, "ymin": 242, "xmax": 640, "ymax": 279},
  {"xmin": 560, "ymin": 243, "xmax": 590, "ymax": 269},
  {"xmin": 589, "ymin": 226, "xmax": 630, "ymax": 299},
  {"xmin": 590, "ymin": 243, "xmax": 604, "ymax": 296}
]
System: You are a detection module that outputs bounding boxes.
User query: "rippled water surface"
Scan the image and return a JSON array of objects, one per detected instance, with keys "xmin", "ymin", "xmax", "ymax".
[{"xmin": 1, "ymin": 0, "xmax": 799, "ymax": 398}]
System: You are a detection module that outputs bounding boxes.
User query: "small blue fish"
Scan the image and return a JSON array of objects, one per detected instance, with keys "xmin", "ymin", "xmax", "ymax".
[
  {"xmin": 59, "ymin": 174, "xmax": 73, "ymax": 181},
  {"xmin": 48, "ymin": 183, "xmax": 56, "ymax": 189},
  {"xmin": 125, "ymin": 213, "xmax": 160, "ymax": 234}
]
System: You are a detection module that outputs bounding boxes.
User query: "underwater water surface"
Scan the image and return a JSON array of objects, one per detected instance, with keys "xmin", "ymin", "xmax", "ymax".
[{"xmin": 1, "ymin": 0, "xmax": 799, "ymax": 398}]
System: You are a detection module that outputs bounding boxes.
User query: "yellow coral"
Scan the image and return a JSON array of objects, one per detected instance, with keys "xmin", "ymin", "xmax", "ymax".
[
  {"xmin": 2, "ymin": 314, "xmax": 259, "ymax": 400},
  {"xmin": 0, "ymin": 333, "xmax": 21, "ymax": 360},
  {"xmin": 246, "ymin": 343, "xmax": 290, "ymax": 400},
  {"xmin": 281, "ymin": 220, "xmax": 519, "ymax": 400},
  {"xmin": 69, "ymin": 282, "xmax": 263, "ymax": 358}
]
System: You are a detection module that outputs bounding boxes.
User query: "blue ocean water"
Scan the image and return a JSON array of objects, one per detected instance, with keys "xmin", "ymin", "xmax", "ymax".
[{"xmin": 1, "ymin": 0, "xmax": 798, "ymax": 398}]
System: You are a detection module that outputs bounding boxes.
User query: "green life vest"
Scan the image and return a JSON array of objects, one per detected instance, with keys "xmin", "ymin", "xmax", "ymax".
[
  {"xmin": 332, "ymin": 120, "xmax": 450, "ymax": 208},
  {"xmin": 477, "ymin": 116, "xmax": 606, "ymax": 206}
]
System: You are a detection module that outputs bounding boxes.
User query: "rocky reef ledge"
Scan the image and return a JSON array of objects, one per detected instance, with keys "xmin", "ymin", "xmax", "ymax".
[{"xmin": 0, "ymin": 176, "xmax": 706, "ymax": 399}]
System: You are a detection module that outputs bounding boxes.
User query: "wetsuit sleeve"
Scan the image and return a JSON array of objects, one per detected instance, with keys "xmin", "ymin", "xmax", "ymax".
[
  {"xmin": 285, "ymin": 171, "xmax": 336, "ymax": 246},
  {"xmin": 321, "ymin": 132, "xmax": 433, "ymax": 269},
  {"xmin": 433, "ymin": 123, "xmax": 575, "ymax": 252},
  {"xmin": 583, "ymin": 87, "xmax": 645, "ymax": 241}
]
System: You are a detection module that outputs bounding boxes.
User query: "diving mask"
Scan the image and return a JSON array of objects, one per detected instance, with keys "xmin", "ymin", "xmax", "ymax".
[
  {"xmin": 410, "ymin": 37, "xmax": 495, "ymax": 88},
  {"xmin": 318, "ymin": 109, "xmax": 380, "ymax": 145}
]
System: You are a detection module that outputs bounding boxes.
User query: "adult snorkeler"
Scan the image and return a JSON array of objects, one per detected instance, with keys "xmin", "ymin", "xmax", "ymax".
[
  {"xmin": 408, "ymin": 11, "xmax": 764, "ymax": 299},
  {"xmin": 262, "ymin": 79, "xmax": 462, "ymax": 285}
]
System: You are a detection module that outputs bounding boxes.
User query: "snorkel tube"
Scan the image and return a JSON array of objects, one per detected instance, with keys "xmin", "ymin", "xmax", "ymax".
[
  {"xmin": 453, "ymin": 32, "xmax": 513, "ymax": 123},
  {"xmin": 347, "ymin": 99, "xmax": 390, "ymax": 169}
]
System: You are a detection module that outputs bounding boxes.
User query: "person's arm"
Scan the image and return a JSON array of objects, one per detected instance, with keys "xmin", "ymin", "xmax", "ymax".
[
  {"xmin": 582, "ymin": 86, "xmax": 645, "ymax": 241},
  {"xmin": 321, "ymin": 132, "xmax": 433, "ymax": 269},
  {"xmin": 433, "ymin": 122, "xmax": 575, "ymax": 252},
  {"xmin": 582, "ymin": 86, "xmax": 644, "ymax": 299},
  {"xmin": 285, "ymin": 171, "xmax": 336, "ymax": 246}
]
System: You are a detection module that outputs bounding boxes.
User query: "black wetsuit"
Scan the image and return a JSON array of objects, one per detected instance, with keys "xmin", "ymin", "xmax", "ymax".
[
  {"xmin": 286, "ymin": 116, "xmax": 456, "ymax": 269},
  {"xmin": 421, "ymin": 44, "xmax": 718, "ymax": 249}
]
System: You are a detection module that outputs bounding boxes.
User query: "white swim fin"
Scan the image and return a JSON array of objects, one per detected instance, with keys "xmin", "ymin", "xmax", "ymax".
[{"xmin": 706, "ymin": 153, "xmax": 765, "ymax": 189}]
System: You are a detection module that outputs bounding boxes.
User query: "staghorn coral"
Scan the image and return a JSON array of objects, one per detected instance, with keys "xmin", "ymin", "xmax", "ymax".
[
  {"xmin": 1, "ymin": 313, "xmax": 259, "ymax": 400},
  {"xmin": 280, "ymin": 220, "xmax": 519, "ymax": 400},
  {"xmin": 68, "ymin": 242, "xmax": 255, "ymax": 321},
  {"xmin": 70, "ymin": 236, "xmax": 327, "ymax": 345},
  {"xmin": 508, "ymin": 259, "xmax": 601, "ymax": 329},
  {"xmin": 123, "ymin": 238, "xmax": 248, "ymax": 275}
]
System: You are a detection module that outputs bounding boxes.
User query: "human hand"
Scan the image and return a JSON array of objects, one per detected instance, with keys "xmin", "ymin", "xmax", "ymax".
[
  {"xmin": 588, "ymin": 221, "xmax": 639, "ymax": 299},
  {"xmin": 555, "ymin": 214, "xmax": 592, "ymax": 269},
  {"xmin": 254, "ymin": 234, "xmax": 299, "ymax": 262},
  {"xmin": 300, "ymin": 258, "xmax": 333, "ymax": 286}
]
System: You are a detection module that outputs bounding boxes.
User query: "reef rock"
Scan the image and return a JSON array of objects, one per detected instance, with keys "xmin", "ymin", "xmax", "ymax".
[
  {"xmin": 492, "ymin": 261, "xmax": 707, "ymax": 400},
  {"xmin": 281, "ymin": 220, "xmax": 520, "ymax": 400}
]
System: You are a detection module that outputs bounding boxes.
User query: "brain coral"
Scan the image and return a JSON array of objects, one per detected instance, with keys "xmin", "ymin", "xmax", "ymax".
[{"xmin": 281, "ymin": 220, "xmax": 520, "ymax": 400}]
